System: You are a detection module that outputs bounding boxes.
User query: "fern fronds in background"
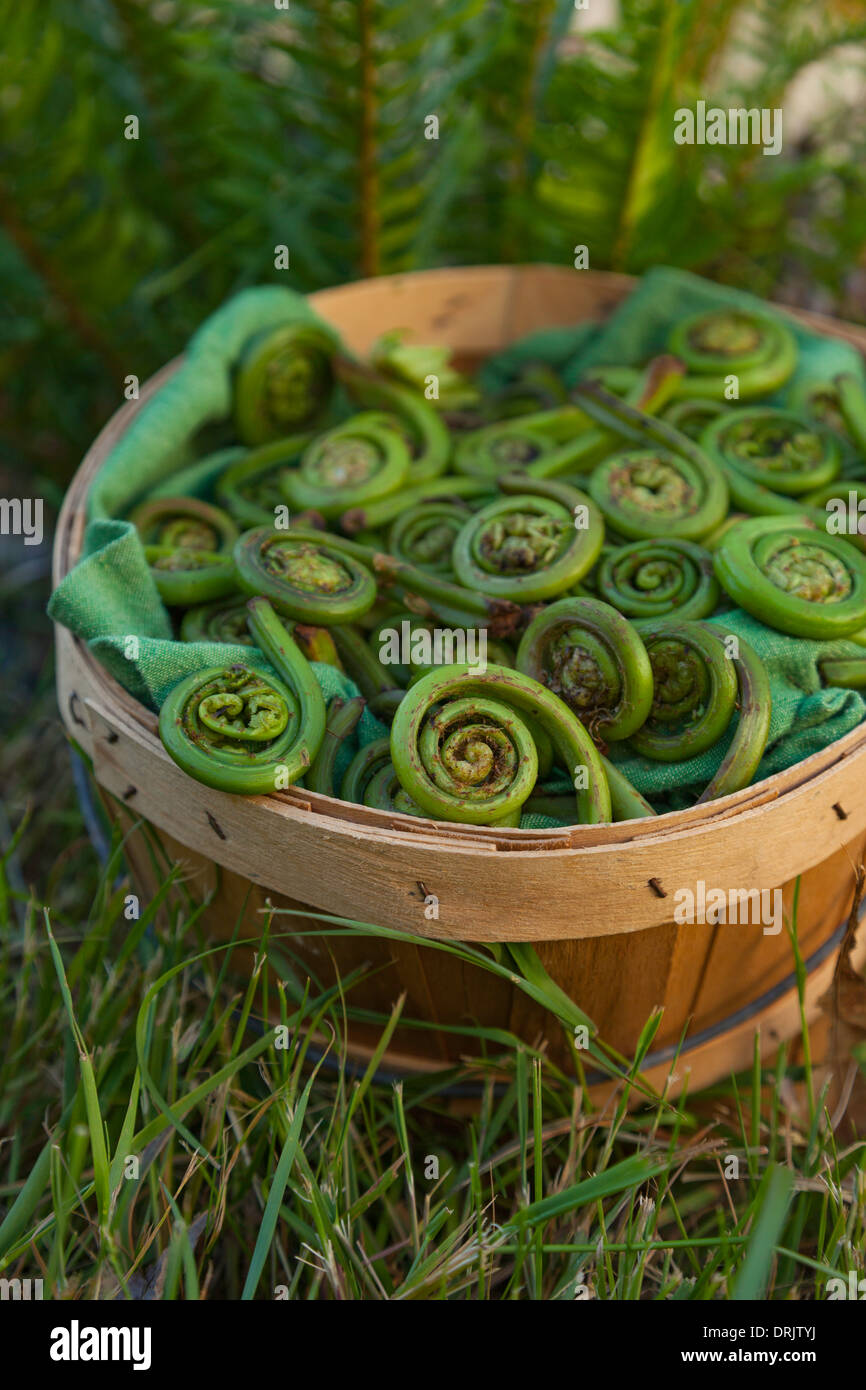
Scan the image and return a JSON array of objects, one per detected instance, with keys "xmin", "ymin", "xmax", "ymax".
[
  {"xmin": 269, "ymin": 0, "xmax": 494, "ymax": 279},
  {"xmin": 2, "ymin": 0, "xmax": 866, "ymax": 483}
]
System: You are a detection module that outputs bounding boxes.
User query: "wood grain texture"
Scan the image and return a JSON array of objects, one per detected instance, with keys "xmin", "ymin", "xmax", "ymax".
[
  {"xmin": 51, "ymin": 264, "xmax": 866, "ymax": 1090},
  {"xmin": 94, "ymin": 793, "xmax": 866, "ymax": 1082}
]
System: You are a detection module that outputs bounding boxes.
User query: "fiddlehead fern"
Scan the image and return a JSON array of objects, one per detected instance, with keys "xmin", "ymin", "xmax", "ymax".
[
  {"xmin": 281, "ymin": 412, "xmax": 411, "ymax": 519},
  {"xmin": 834, "ymin": 372, "xmax": 866, "ymax": 460},
  {"xmin": 453, "ymin": 407, "xmax": 605, "ymax": 481},
  {"xmin": 370, "ymin": 331, "xmax": 480, "ymax": 411},
  {"xmin": 246, "ymin": 593, "xmax": 327, "ymax": 760},
  {"xmin": 340, "ymin": 737, "xmax": 424, "ymax": 815},
  {"xmin": 285, "ymin": 525, "xmax": 523, "ymax": 636},
  {"xmin": 574, "ymin": 380, "xmax": 728, "ymax": 541},
  {"xmin": 216, "ymin": 435, "xmax": 310, "ymax": 528},
  {"xmin": 145, "ymin": 545, "xmax": 236, "ymax": 606},
  {"xmin": 451, "ymin": 477, "xmax": 604, "ymax": 602},
  {"xmin": 587, "ymin": 450, "xmax": 727, "ymax": 542},
  {"xmin": 661, "ymin": 398, "xmax": 731, "ymax": 441},
  {"xmin": 516, "ymin": 597, "xmax": 653, "ymax": 741},
  {"xmin": 341, "ymin": 737, "xmax": 393, "ymax": 803},
  {"xmin": 819, "ymin": 657, "xmax": 866, "ymax": 690},
  {"xmin": 234, "ymin": 322, "xmax": 339, "ymax": 445},
  {"xmin": 628, "ymin": 621, "xmax": 739, "ymax": 762},
  {"xmin": 340, "ymin": 476, "xmax": 492, "ymax": 535},
  {"xmin": 625, "ymin": 618, "xmax": 771, "ymax": 799},
  {"xmin": 307, "ymin": 695, "xmax": 366, "ymax": 797},
  {"xmin": 336, "ymin": 357, "xmax": 450, "ymax": 485},
  {"xmin": 696, "ymin": 624, "xmax": 771, "ymax": 804},
  {"xmin": 129, "ymin": 496, "xmax": 238, "ymax": 553},
  {"xmin": 180, "ymin": 596, "xmax": 254, "ymax": 645},
  {"xmin": 291, "ymin": 624, "xmax": 342, "ymax": 668},
  {"xmin": 372, "ymin": 611, "xmax": 509, "ymax": 688},
  {"xmin": 452, "ymin": 358, "xmax": 685, "ymax": 483},
  {"xmin": 492, "ymin": 362, "xmax": 570, "ymax": 416},
  {"xmin": 600, "ymin": 758, "xmax": 657, "ymax": 820},
  {"xmin": 389, "ymin": 664, "xmax": 611, "ymax": 826},
  {"xmin": 179, "ymin": 591, "xmax": 342, "ymax": 666},
  {"xmin": 713, "ymin": 516, "xmax": 866, "ymax": 638},
  {"xmin": 700, "ymin": 408, "xmax": 840, "ymax": 496},
  {"xmin": 597, "ymin": 538, "xmax": 720, "ymax": 623},
  {"xmin": 527, "ymin": 355, "xmax": 687, "ymax": 481},
  {"xmin": 133, "ymin": 495, "xmax": 240, "ymax": 605},
  {"xmin": 363, "ymin": 763, "xmax": 427, "ymax": 815},
  {"xmin": 667, "ymin": 308, "xmax": 797, "ymax": 399},
  {"xmin": 234, "ymin": 527, "xmax": 378, "ymax": 625},
  {"xmin": 387, "ymin": 501, "xmax": 471, "ymax": 576},
  {"xmin": 158, "ymin": 597, "xmax": 326, "ymax": 795},
  {"xmin": 370, "ymin": 611, "xmax": 439, "ymax": 686},
  {"xmin": 330, "ymin": 622, "xmax": 404, "ymax": 719},
  {"xmin": 805, "ymin": 480, "xmax": 866, "ymax": 553},
  {"xmin": 627, "ymin": 619, "xmax": 770, "ymax": 800},
  {"xmin": 691, "ymin": 421, "xmax": 825, "ymax": 523},
  {"xmin": 788, "ymin": 378, "xmax": 857, "ymax": 460},
  {"xmin": 397, "ymin": 688, "xmax": 538, "ymax": 827}
]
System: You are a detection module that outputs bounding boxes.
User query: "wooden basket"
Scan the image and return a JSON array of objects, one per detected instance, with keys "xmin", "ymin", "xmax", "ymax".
[{"xmin": 52, "ymin": 265, "xmax": 866, "ymax": 1094}]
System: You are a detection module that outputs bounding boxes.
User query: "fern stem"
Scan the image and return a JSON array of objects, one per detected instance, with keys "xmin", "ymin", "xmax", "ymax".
[
  {"xmin": 358, "ymin": 0, "xmax": 380, "ymax": 277},
  {"xmin": 502, "ymin": 0, "xmax": 557, "ymax": 261}
]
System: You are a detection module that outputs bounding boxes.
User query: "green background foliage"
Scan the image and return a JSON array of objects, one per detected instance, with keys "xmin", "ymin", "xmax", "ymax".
[{"xmin": 3, "ymin": 0, "xmax": 866, "ymax": 490}]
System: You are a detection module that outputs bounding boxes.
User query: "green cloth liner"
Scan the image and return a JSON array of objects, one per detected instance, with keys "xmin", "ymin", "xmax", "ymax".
[{"xmin": 48, "ymin": 267, "xmax": 866, "ymax": 825}]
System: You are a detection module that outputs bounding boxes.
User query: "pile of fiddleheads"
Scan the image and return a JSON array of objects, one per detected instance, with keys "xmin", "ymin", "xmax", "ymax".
[{"xmin": 114, "ymin": 287, "xmax": 866, "ymax": 826}]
